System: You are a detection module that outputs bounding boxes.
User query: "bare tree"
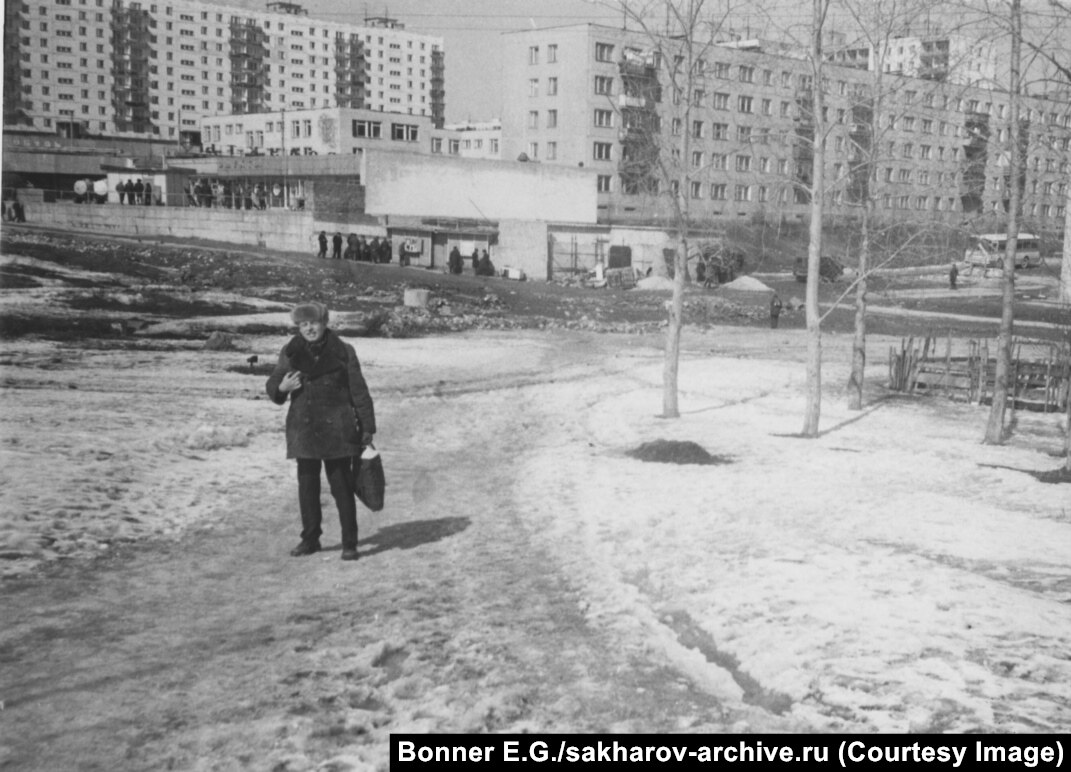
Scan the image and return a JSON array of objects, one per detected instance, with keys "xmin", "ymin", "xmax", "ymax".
[
  {"xmin": 599, "ymin": 0, "xmax": 736, "ymax": 418},
  {"xmin": 800, "ymin": 0, "xmax": 832, "ymax": 436},
  {"xmin": 983, "ymin": 0, "xmax": 1024, "ymax": 444}
]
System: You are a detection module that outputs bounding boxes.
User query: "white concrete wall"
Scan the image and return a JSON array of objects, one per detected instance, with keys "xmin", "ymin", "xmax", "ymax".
[
  {"xmin": 498, "ymin": 220, "xmax": 550, "ymax": 280},
  {"xmin": 28, "ymin": 202, "xmax": 315, "ymax": 253},
  {"xmin": 366, "ymin": 151, "xmax": 597, "ymax": 224}
]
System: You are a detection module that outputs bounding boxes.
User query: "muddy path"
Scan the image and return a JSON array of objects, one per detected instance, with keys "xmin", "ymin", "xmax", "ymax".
[{"xmin": 0, "ymin": 333, "xmax": 728, "ymax": 772}]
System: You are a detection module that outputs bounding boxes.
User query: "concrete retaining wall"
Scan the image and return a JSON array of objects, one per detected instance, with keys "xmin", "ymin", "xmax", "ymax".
[{"xmin": 24, "ymin": 201, "xmax": 316, "ymax": 252}]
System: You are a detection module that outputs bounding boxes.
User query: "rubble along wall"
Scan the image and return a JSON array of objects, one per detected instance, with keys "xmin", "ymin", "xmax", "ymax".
[{"xmin": 24, "ymin": 202, "xmax": 315, "ymax": 252}]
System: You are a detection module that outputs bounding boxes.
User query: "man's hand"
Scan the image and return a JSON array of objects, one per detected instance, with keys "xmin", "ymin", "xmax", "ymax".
[{"xmin": 362, "ymin": 432, "xmax": 375, "ymax": 447}]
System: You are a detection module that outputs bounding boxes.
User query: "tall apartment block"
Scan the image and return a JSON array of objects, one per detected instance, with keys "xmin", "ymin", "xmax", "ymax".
[
  {"xmin": 2, "ymin": 0, "xmax": 445, "ymax": 144},
  {"xmin": 501, "ymin": 23, "xmax": 1070, "ymax": 228}
]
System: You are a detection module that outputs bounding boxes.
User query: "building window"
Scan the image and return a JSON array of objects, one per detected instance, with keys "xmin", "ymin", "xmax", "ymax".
[
  {"xmin": 528, "ymin": 78, "xmax": 539, "ymax": 97},
  {"xmin": 528, "ymin": 141, "xmax": 539, "ymax": 159},
  {"xmin": 547, "ymin": 109, "xmax": 558, "ymax": 128},
  {"xmin": 448, "ymin": 139, "xmax": 459, "ymax": 154},
  {"xmin": 713, "ymin": 92, "xmax": 729, "ymax": 110},
  {"xmin": 593, "ymin": 142, "xmax": 612, "ymax": 160},
  {"xmin": 547, "ymin": 44, "xmax": 558, "ymax": 63},
  {"xmin": 738, "ymin": 95, "xmax": 753, "ymax": 113},
  {"xmin": 735, "ymin": 155, "xmax": 751, "ymax": 172},
  {"xmin": 595, "ymin": 42, "xmax": 614, "ymax": 62},
  {"xmin": 712, "ymin": 153, "xmax": 727, "ymax": 170},
  {"xmin": 391, "ymin": 122, "xmax": 418, "ymax": 141},
  {"xmin": 711, "ymin": 183, "xmax": 727, "ymax": 200},
  {"xmin": 547, "ymin": 77, "xmax": 558, "ymax": 96},
  {"xmin": 690, "ymin": 181, "xmax": 702, "ymax": 199},
  {"xmin": 691, "ymin": 150, "xmax": 703, "ymax": 167},
  {"xmin": 547, "ymin": 141, "xmax": 557, "ymax": 160},
  {"xmin": 353, "ymin": 119, "xmax": 382, "ymax": 138},
  {"xmin": 691, "ymin": 120, "xmax": 704, "ymax": 138},
  {"xmin": 528, "ymin": 45, "xmax": 539, "ymax": 65},
  {"xmin": 594, "ymin": 109, "xmax": 614, "ymax": 127},
  {"xmin": 528, "ymin": 110, "xmax": 539, "ymax": 129},
  {"xmin": 597, "ymin": 175, "xmax": 612, "ymax": 193},
  {"xmin": 711, "ymin": 122, "xmax": 728, "ymax": 140},
  {"xmin": 738, "ymin": 65, "xmax": 754, "ymax": 82},
  {"xmin": 594, "ymin": 75, "xmax": 613, "ymax": 95},
  {"xmin": 734, "ymin": 184, "xmax": 751, "ymax": 201}
]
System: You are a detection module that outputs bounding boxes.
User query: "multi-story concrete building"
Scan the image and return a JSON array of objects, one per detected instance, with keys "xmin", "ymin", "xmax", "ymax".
[
  {"xmin": 826, "ymin": 26, "xmax": 1000, "ymax": 88},
  {"xmin": 3, "ymin": 0, "xmax": 445, "ymax": 144},
  {"xmin": 441, "ymin": 119, "xmax": 502, "ymax": 160},
  {"xmin": 501, "ymin": 23, "xmax": 1070, "ymax": 229}
]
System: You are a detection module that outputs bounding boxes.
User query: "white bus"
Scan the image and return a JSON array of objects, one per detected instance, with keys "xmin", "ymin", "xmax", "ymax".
[{"xmin": 964, "ymin": 233, "xmax": 1043, "ymax": 270}]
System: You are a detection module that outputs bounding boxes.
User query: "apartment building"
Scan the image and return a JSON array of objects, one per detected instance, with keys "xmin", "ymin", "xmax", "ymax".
[
  {"xmin": 441, "ymin": 120, "xmax": 502, "ymax": 160},
  {"xmin": 3, "ymin": 0, "xmax": 445, "ymax": 144},
  {"xmin": 501, "ymin": 23, "xmax": 1070, "ymax": 228},
  {"xmin": 827, "ymin": 27, "xmax": 1000, "ymax": 88}
]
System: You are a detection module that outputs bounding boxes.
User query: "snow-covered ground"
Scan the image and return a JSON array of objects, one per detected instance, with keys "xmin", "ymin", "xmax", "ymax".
[{"xmin": 2, "ymin": 319, "xmax": 1068, "ymax": 746}]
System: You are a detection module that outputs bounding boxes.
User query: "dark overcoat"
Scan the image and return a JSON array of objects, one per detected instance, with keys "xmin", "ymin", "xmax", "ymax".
[{"xmin": 265, "ymin": 329, "xmax": 376, "ymax": 460}]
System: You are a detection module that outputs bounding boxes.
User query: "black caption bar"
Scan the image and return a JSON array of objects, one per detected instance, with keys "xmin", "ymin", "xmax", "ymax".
[{"xmin": 391, "ymin": 734, "xmax": 1065, "ymax": 771}]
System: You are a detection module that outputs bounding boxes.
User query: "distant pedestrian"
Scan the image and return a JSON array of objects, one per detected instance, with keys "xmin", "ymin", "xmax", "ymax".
[
  {"xmin": 477, "ymin": 249, "xmax": 496, "ymax": 277},
  {"xmin": 449, "ymin": 246, "xmax": 463, "ymax": 275},
  {"xmin": 142, "ymin": 180, "xmax": 153, "ymax": 206},
  {"xmin": 471, "ymin": 248, "xmax": 479, "ymax": 275},
  {"xmin": 133, "ymin": 178, "xmax": 144, "ymax": 205},
  {"xmin": 949, "ymin": 262, "xmax": 959, "ymax": 290},
  {"xmin": 12, "ymin": 201, "xmax": 25, "ymax": 223},
  {"xmin": 116, "ymin": 180, "xmax": 127, "ymax": 205},
  {"xmin": 317, "ymin": 231, "xmax": 328, "ymax": 259},
  {"xmin": 124, "ymin": 179, "xmax": 135, "ymax": 205},
  {"xmin": 770, "ymin": 293, "xmax": 783, "ymax": 329},
  {"xmin": 378, "ymin": 238, "xmax": 392, "ymax": 264},
  {"xmin": 345, "ymin": 233, "xmax": 358, "ymax": 260},
  {"xmin": 695, "ymin": 259, "xmax": 706, "ymax": 286},
  {"xmin": 332, "ymin": 232, "xmax": 343, "ymax": 260}
]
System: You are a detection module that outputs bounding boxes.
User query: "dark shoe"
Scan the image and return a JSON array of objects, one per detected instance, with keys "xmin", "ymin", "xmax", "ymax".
[
  {"xmin": 290, "ymin": 540, "xmax": 321, "ymax": 557},
  {"xmin": 340, "ymin": 548, "xmax": 359, "ymax": 561}
]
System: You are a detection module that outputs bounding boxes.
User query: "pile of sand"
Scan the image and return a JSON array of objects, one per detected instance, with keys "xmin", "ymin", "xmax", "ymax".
[{"xmin": 720, "ymin": 275, "xmax": 772, "ymax": 292}]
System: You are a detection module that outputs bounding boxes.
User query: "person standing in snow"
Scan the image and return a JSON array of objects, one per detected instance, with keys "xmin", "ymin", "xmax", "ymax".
[
  {"xmin": 769, "ymin": 293, "xmax": 783, "ymax": 329},
  {"xmin": 265, "ymin": 302, "xmax": 376, "ymax": 561}
]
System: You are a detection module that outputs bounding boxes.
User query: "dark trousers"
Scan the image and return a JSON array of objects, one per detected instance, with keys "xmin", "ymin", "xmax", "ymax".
[
  {"xmin": 297, "ymin": 458, "xmax": 357, "ymax": 549},
  {"xmin": 770, "ymin": 315, "xmax": 780, "ymax": 329}
]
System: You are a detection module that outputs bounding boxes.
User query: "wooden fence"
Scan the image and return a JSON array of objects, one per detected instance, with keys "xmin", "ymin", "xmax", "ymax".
[{"xmin": 889, "ymin": 335, "xmax": 1070, "ymax": 412}]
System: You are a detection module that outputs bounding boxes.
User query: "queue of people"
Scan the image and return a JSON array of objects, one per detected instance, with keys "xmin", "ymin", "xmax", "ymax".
[{"xmin": 317, "ymin": 232, "xmax": 392, "ymax": 263}]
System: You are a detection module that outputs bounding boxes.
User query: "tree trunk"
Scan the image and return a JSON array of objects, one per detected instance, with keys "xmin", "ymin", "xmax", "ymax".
[
  {"xmin": 663, "ymin": 236, "xmax": 686, "ymax": 418},
  {"xmin": 848, "ymin": 213, "xmax": 869, "ymax": 410},
  {"xmin": 802, "ymin": 0, "xmax": 827, "ymax": 437},
  {"xmin": 984, "ymin": 0, "xmax": 1022, "ymax": 445},
  {"xmin": 1062, "ymin": 181, "xmax": 1071, "ymax": 305}
]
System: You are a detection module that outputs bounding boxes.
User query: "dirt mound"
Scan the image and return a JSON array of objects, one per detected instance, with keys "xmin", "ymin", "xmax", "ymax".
[{"xmin": 626, "ymin": 439, "xmax": 732, "ymax": 466}]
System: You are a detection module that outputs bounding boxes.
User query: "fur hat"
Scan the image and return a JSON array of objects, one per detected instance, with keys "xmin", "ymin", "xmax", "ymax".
[{"xmin": 291, "ymin": 302, "xmax": 329, "ymax": 324}]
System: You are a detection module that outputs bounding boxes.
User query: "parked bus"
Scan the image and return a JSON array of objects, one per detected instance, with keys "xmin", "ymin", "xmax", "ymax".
[{"xmin": 964, "ymin": 233, "xmax": 1043, "ymax": 270}]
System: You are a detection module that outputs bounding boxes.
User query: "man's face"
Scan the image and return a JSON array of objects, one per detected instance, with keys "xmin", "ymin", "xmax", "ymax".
[{"xmin": 298, "ymin": 320, "xmax": 326, "ymax": 342}]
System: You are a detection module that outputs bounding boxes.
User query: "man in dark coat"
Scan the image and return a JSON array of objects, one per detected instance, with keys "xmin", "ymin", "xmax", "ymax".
[
  {"xmin": 770, "ymin": 293, "xmax": 783, "ymax": 329},
  {"xmin": 332, "ymin": 232, "xmax": 343, "ymax": 260},
  {"xmin": 317, "ymin": 231, "xmax": 328, "ymax": 259},
  {"xmin": 266, "ymin": 303, "xmax": 376, "ymax": 561},
  {"xmin": 471, "ymin": 248, "xmax": 480, "ymax": 275},
  {"xmin": 448, "ymin": 246, "xmax": 462, "ymax": 274},
  {"xmin": 477, "ymin": 250, "xmax": 496, "ymax": 277},
  {"xmin": 117, "ymin": 181, "xmax": 127, "ymax": 205},
  {"xmin": 133, "ymin": 178, "xmax": 144, "ymax": 205}
]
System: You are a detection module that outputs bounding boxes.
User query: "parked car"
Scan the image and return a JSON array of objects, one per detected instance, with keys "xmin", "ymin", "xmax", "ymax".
[{"xmin": 794, "ymin": 255, "xmax": 845, "ymax": 282}]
